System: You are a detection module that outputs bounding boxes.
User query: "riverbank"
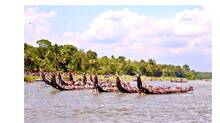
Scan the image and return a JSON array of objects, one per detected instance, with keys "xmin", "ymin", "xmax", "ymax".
[{"xmin": 24, "ymin": 75, "xmax": 41, "ymax": 83}]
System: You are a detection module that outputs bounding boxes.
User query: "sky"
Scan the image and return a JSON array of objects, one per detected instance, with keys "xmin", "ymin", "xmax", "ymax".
[{"xmin": 24, "ymin": 6, "xmax": 212, "ymax": 72}]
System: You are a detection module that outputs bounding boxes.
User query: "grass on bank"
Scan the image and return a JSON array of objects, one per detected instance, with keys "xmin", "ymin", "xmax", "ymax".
[{"xmin": 24, "ymin": 75, "xmax": 41, "ymax": 83}]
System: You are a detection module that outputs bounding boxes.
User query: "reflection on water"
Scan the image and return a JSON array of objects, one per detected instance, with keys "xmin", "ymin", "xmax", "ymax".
[{"xmin": 25, "ymin": 81, "xmax": 211, "ymax": 123}]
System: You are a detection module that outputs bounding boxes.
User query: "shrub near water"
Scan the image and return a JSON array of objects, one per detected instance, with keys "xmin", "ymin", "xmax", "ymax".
[{"xmin": 24, "ymin": 75, "xmax": 40, "ymax": 83}]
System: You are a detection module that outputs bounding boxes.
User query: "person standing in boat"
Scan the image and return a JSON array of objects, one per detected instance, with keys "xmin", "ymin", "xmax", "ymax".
[
  {"xmin": 82, "ymin": 72, "xmax": 87, "ymax": 85},
  {"xmin": 93, "ymin": 74, "xmax": 99, "ymax": 89},
  {"xmin": 91, "ymin": 74, "xmax": 99, "ymax": 94}
]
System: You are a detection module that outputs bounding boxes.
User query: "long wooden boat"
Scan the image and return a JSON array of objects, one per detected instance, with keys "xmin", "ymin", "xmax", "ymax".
[
  {"xmin": 136, "ymin": 74, "xmax": 193, "ymax": 94},
  {"xmin": 41, "ymin": 72, "xmax": 51, "ymax": 85},
  {"xmin": 58, "ymin": 73, "xmax": 75, "ymax": 86},
  {"xmin": 93, "ymin": 75, "xmax": 118, "ymax": 92},
  {"xmin": 42, "ymin": 73, "xmax": 65, "ymax": 90},
  {"xmin": 55, "ymin": 74, "xmax": 93, "ymax": 90},
  {"xmin": 116, "ymin": 75, "xmax": 137, "ymax": 93},
  {"xmin": 42, "ymin": 73, "xmax": 92, "ymax": 90}
]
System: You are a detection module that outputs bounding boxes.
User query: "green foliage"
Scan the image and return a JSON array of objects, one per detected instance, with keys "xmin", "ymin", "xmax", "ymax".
[
  {"xmin": 36, "ymin": 39, "xmax": 52, "ymax": 48},
  {"xmin": 184, "ymin": 71, "xmax": 196, "ymax": 80},
  {"xmin": 24, "ymin": 75, "xmax": 40, "ymax": 82},
  {"xmin": 196, "ymin": 72, "xmax": 212, "ymax": 80},
  {"xmin": 24, "ymin": 40, "xmax": 202, "ymax": 80}
]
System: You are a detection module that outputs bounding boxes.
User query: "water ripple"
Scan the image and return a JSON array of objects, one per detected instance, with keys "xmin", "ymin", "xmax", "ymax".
[{"xmin": 25, "ymin": 81, "xmax": 211, "ymax": 123}]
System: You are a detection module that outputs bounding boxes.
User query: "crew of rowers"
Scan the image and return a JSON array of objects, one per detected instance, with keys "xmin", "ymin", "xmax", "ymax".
[
  {"xmin": 170, "ymin": 78, "xmax": 188, "ymax": 83},
  {"xmin": 41, "ymin": 72, "xmax": 193, "ymax": 94}
]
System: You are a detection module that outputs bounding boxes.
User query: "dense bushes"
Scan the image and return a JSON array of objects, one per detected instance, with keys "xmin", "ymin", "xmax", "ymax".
[{"xmin": 24, "ymin": 39, "xmax": 197, "ymax": 80}]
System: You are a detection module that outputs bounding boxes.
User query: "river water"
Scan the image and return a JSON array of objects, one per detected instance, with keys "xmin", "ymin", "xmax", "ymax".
[{"xmin": 25, "ymin": 81, "xmax": 211, "ymax": 123}]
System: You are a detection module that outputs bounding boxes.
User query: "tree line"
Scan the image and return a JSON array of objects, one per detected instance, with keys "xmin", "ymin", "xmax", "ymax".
[
  {"xmin": 24, "ymin": 39, "xmax": 198, "ymax": 80},
  {"xmin": 196, "ymin": 72, "xmax": 212, "ymax": 80}
]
